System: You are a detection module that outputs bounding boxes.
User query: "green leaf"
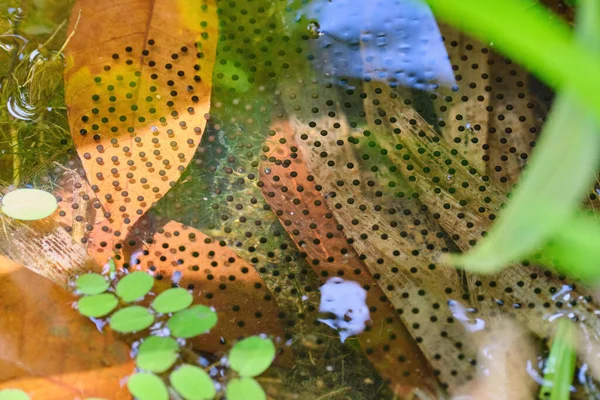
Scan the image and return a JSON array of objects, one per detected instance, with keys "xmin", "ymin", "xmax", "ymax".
[
  {"xmin": 423, "ymin": 0, "xmax": 600, "ymax": 125},
  {"xmin": 226, "ymin": 378, "xmax": 266, "ymax": 400},
  {"xmin": 136, "ymin": 336, "xmax": 180, "ymax": 373},
  {"xmin": 229, "ymin": 336, "xmax": 276, "ymax": 377},
  {"xmin": 167, "ymin": 305, "xmax": 217, "ymax": 338},
  {"xmin": 448, "ymin": 0, "xmax": 600, "ymax": 272},
  {"xmin": 540, "ymin": 212, "xmax": 600, "ymax": 281},
  {"xmin": 110, "ymin": 306, "xmax": 154, "ymax": 333},
  {"xmin": 127, "ymin": 372, "xmax": 169, "ymax": 400},
  {"xmin": 538, "ymin": 319, "xmax": 577, "ymax": 400},
  {"xmin": 1, "ymin": 188, "xmax": 58, "ymax": 220},
  {"xmin": 0, "ymin": 389, "xmax": 30, "ymax": 400},
  {"xmin": 116, "ymin": 271, "xmax": 154, "ymax": 302},
  {"xmin": 151, "ymin": 288, "xmax": 193, "ymax": 314},
  {"xmin": 77, "ymin": 293, "xmax": 118, "ymax": 318},
  {"xmin": 170, "ymin": 364, "xmax": 216, "ymax": 400},
  {"xmin": 76, "ymin": 273, "xmax": 110, "ymax": 295}
]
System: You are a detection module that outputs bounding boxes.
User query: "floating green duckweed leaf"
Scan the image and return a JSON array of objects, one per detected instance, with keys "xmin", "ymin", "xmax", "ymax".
[
  {"xmin": 151, "ymin": 288, "xmax": 193, "ymax": 313},
  {"xmin": 116, "ymin": 271, "xmax": 154, "ymax": 302},
  {"xmin": 110, "ymin": 306, "xmax": 154, "ymax": 333},
  {"xmin": 77, "ymin": 293, "xmax": 118, "ymax": 318},
  {"xmin": 229, "ymin": 336, "xmax": 276, "ymax": 377},
  {"xmin": 0, "ymin": 389, "xmax": 30, "ymax": 400},
  {"xmin": 167, "ymin": 305, "xmax": 217, "ymax": 338},
  {"xmin": 1, "ymin": 188, "xmax": 58, "ymax": 221},
  {"xmin": 76, "ymin": 273, "xmax": 109, "ymax": 295},
  {"xmin": 226, "ymin": 378, "xmax": 265, "ymax": 400},
  {"xmin": 136, "ymin": 336, "xmax": 179, "ymax": 373},
  {"xmin": 170, "ymin": 364, "xmax": 216, "ymax": 400},
  {"xmin": 127, "ymin": 372, "xmax": 169, "ymax": 400}
]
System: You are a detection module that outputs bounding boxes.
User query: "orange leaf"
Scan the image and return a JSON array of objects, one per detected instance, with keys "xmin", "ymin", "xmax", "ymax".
[
  {"xmin": 63, "ymin": 0, "xmax": 217, "ymax": 245},
  {"xmin": 0, "ymin": 256, "xmax": 133, "ymax": 399},
  {"xmin": 136, "ymin": 221, "xmax": 290, "ymax": 356}
]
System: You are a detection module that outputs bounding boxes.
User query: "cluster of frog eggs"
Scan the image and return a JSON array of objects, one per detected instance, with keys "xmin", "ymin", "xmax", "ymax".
[{"xmin": 50, "ymin": 1, "xmax": 600, "ymax": 396}]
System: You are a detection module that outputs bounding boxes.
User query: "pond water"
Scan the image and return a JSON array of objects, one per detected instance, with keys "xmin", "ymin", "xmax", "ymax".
[{"xmin": 0, "ymin": 0, "xmax": 598, "ymax": 399}]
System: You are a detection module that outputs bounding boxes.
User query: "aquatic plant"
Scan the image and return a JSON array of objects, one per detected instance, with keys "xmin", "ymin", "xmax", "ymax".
[{"xmin": 75, "ymin": 270, "xmax": 276, "ymax": 400}]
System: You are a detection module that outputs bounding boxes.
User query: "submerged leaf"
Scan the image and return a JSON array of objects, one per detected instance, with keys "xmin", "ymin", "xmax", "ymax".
[
  {"xmin": 76, "ymin": 273, "xmax": 109, "ymax": 295},
  {"xmin": 228, "ymin": 336, "xmax": 275, "ymax": 377},
  {"xmin": 170, "ymin": 364, "xmax": 216, "ymax": 400},
  {"xmin": 225, "ymin": 378, "xmax": 265, "ymax": 400},
  {"xmin": 0, "ymin": 257, "xmax": 132, "ymax": 398},
  {"xmin": 151, "ymin": 288, "xmax": 193, "ymax": 313},
  {"xmin": 63, "ymin": 0, "xmax": 217, "ymax": 245},
  {"xmin": 167, "ymin": 305, "xmax": 217, "ymax": 338},
  {"xmin": 116, "ymin": 271, "xmax": 154, "ymax": 302},
  {"xmin": 110, "ymin": 306, "xmax": 154, "ymax": 333},
  {"xmin": 449, "ymin": 0, "xmax": 600, "ymax": 272},
  {"xmin": 136, "ymin": 336, "xmax": 179, "ymax": 373},
  {"xmin": 136, "ymin": 222, "xmax": 289, "ymax": 355},
  {"xmin": 77, "ymin": 293, "xmax": 118, "ymax": 318},
  {"xmin": 127, "ymin": 373, "xmax": 169, "ymax": 400},
  {"xmin": 424, "ymin": 0, "xmax": 600, "ymax": 122},
  {"xmin": 1, "ymin": 188, "xmax": 57, "ymax": 221}
]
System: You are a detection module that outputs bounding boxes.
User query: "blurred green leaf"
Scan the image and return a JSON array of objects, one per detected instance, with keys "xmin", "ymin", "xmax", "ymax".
[
  {"xmin": 127, "ymin": 372, "xmax": 169, "ymax": 400},
  {"xmin": 167, "ymin": 305, "xmax": 217, "ymax": 338},
  {"xmin": 448, "ymin": 0, "xmax": 600, "ymax": 272},
  {"xmin": 110, "ymin": 306, "xmax": 154, "ymax": 333},
  {"xmin": 116, "ymin": 271, "xmax": 154, "ymax": 302},
  {"xmin": 538, "ymin": 319, "xmax": 577, "ymax": 400},
  {"xmin": 423, "ymin": 0, "xmax": 600, "ymax": 124},
  {"xmin": 151, "ymin": 288, "xmax": 193, "ymax": 314},
  {"xmin": 77, "ymin": 293, "xmax": 118, "ymax": 318},
  {"xmin": 170, "ymin": 364, "xmax": 216, "ymax": 400},
  {"xmin": 136, "ymin": 336, "xmax": 179, "ymax": 373},
  {"xmin": 540, "ymin": 212, "xmax": 600, "ymax": 280},
  {"xmin": 226, "ymin": 378, "xmax": 266, "ymax": 400},
  {"xmin": 76, "ymin": 273, "xmax": 109, "ymax": 295},
  {"xmin": 0, "ymin": 389, "xmax": 30, "ymax": 400},
  {"xmin": 229, "ymin": 336, "xmax": 275, "ymax": 377}
]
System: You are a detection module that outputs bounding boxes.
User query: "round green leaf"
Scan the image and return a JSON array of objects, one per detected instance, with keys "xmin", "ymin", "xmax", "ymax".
[
  {"xmin": 76, "ymin": 273, "xmax": 109, "ymax": 295},
  {"xmin": 127, "ymin": 372, "xmax": 168, "ymax": 400},
  {"xmin": 226, "ymin": 378, "xmax": 265, "ymax": 400},
  {"xmin": 116, "ymin": 271, "xmax": 154, "ymax": 302},
  {"xmin": 77, "ymin": 293, "xmax": 118, "ymax": 318},
  {"xmin": 229, "ymin": 336, "xmax": 276, "ymax": 377},
  {"xmin": 0, "ymin": 389, "xmax": 30, "ymax": 400},
  {"xmin": 151, "ymin": 288, "xmax": 193, "ymax": 313},
  {"xmin": 168, "ymin": 305, "xmax": 217, "ymax": 338},
  {"xmin": 1, "ymin": 188, "xmax": 57, "ymax": 220},
  {"xmin": 170, "ymin": 364, "xmax": 216, "ymax": 400},
  {"xmin": 110, "ymin": 306, "xmax": 154, "ymax": 333},
  {"xmin": 136, "ymin": 336, "xmax": 179, "ymax": 373}
]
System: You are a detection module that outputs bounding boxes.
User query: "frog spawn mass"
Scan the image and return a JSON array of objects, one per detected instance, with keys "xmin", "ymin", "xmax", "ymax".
[{"xmin": 21, "ymin": 0, "xmax": 600, "ymax": 398}]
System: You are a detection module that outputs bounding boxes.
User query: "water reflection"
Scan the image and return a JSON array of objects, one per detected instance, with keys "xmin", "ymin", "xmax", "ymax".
[{"xmin": 302, "ymin": 0, "xmax": 455, "ymax": 91}]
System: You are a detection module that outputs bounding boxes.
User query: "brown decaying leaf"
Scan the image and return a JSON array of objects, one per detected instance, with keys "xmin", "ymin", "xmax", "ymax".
[
  {"xmin": 360, "ymin": 82, "xmax": 600, "ymax": 360},
  {"xmin": 260, "ymin": 120, "xmax": 441, "ymax": 398},
  {"xmin": 0, "ymin": 184, "xmax": 90, "ymax": 288},
  {"xmin": 63, "ymin": 0, "xmax": 217, "ymax": 262},
  {"xmin": 0, "ymin": 255, "xmax": 133, "ymax": 399},
  {"xmin": 434, "ymin": 24, "xmax": 490, "ymax": 173},
  {"xmin": 136, "ymin": 221, "xmax": 290, "ymax": 357},
  {"xmin": 261, "ymin": 113, "xmax": 477, "ymax": 394}
]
